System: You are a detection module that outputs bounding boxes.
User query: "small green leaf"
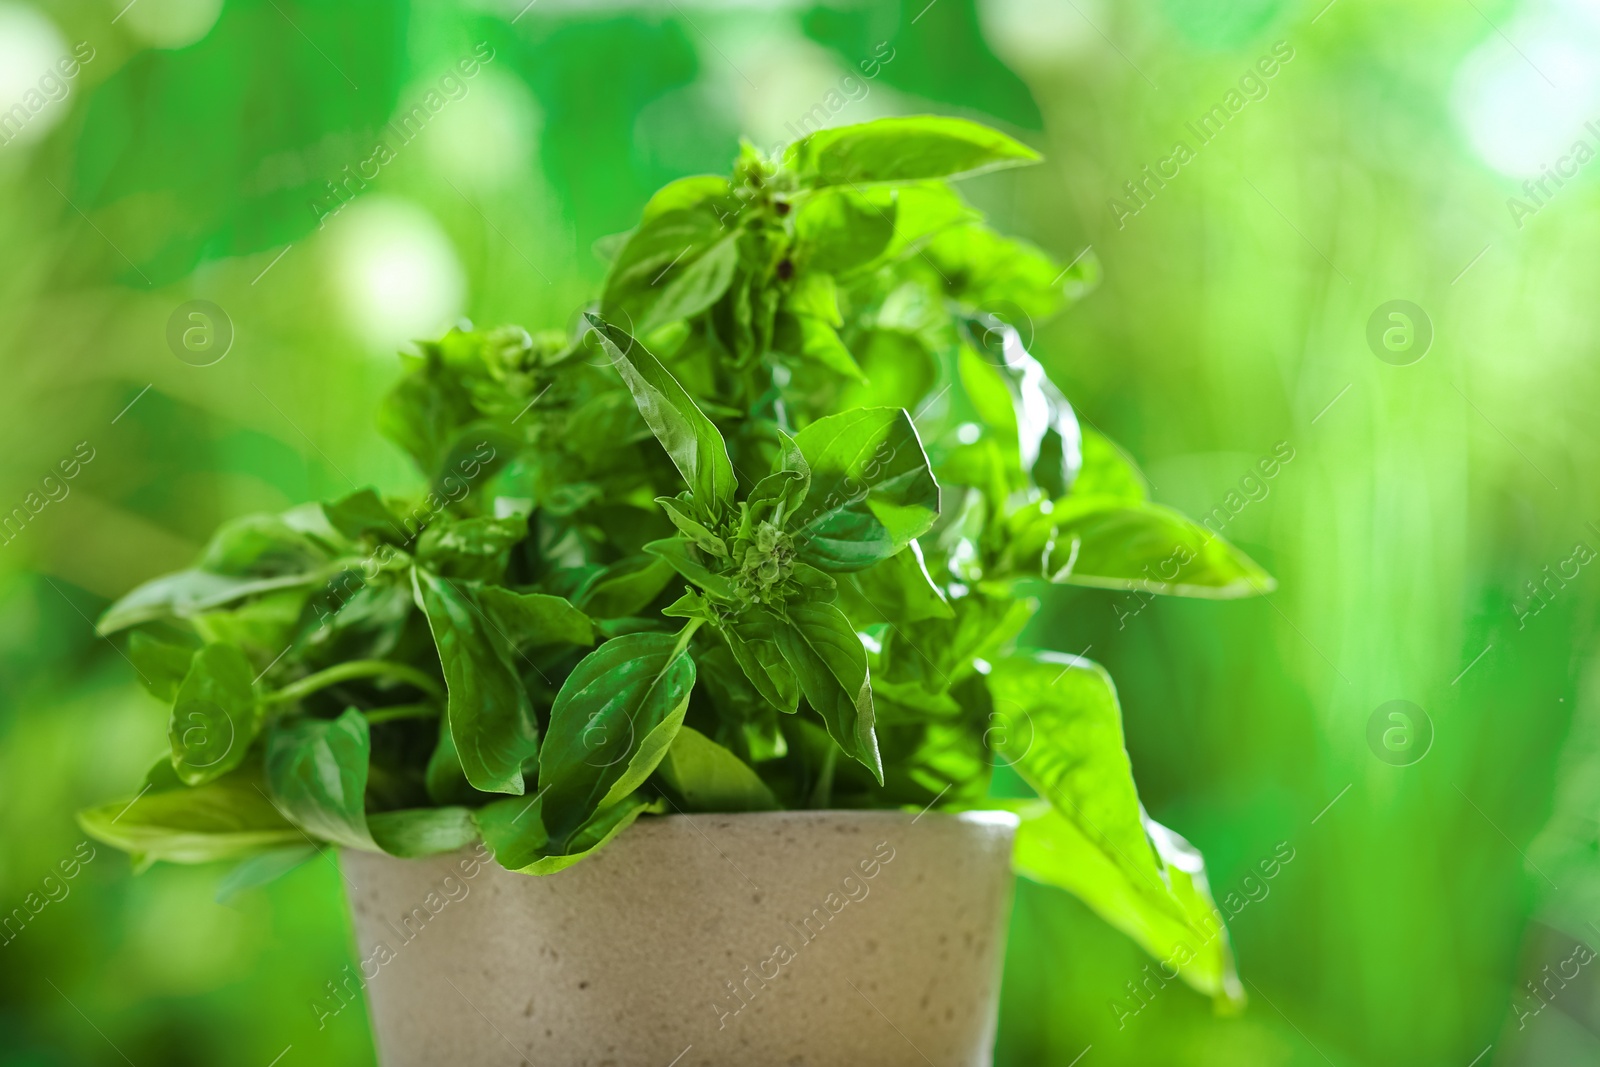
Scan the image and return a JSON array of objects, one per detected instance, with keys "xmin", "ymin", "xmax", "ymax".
[
  {"xmin": 478, "ymin": 587, "xmax": 595, "ymax": 648},
  {"xmin": 169, "ymin": 644, "xmax": 259, "ymax": 786},
  {"xmin": 264, "ymin": 707, "xmax": 377, "ymax": 851},
  {"xmin": 656, "ymin": 725, "xmax": 780, "ymax": 811},
  {"xmin": 791, "ymin": 407, "xmax": 941, "ymax": 572},
  {"xmin": 1041, "ymin": 504, "xmax": 1274, "ymax": 598},
  {"xmin": 416, "ymin": 515, "xmax": 526, "ymax": 581},
  {"xmin": 475, "ymin": 791, "xmax": 654, "ymax": 874},
  {"xmin": 600, "ymin": 179, "xmax": 740, "ymax": 332},
  {"xmin": 774, "ymin": 312, "xmax": 867, "ymax": 382},
  {"xmin": 78, "ymin": 765, "xmax": 301, "ymax": 866},
  {"xmin": 579, "ymin": 553, "xmax": 679, "ymax": 618},
  {"xmin": 794, "ymin": 187, "xmax": 897, "ymax": 273},
  {"xmin": 322, "ymin": 488, "xmax": 407, "ymax": 545},
  {"xmin": 775, "ymin": 600, "xmax": 881, "ymax": 781},
  {"xmin": 585, "ymin": 315, "xmax": 737, "ymax": 510},
  {"xmin": 783, "ymin": 271, "xmax": 843, "ymax": 325},
  {"xmin": 784, "ymin": 115, "xmax": 1040, "ymax": 187},
  {"xmin": 644, "ymin": 538, "xmax": 740, "ymax": 602},
  {"xmin": 842, "ymin": 540, "xmax": 953, "ymax": 624},
  {"xmin": 368, "ymin": 807, "xmax": 480, "ymax": 858},
  {"xmin": 538, "ymin": 631, "xmax": 697, "ymax": 847},
  {"xmin": 988, "ymin": 652, "xmax": 1242, "ymax": 1006},
  {"xmin": 724, "ymin": 616, "xmax": 800, "ymax": 715},
  {"xmin": 413, "ymin": 569, "xmax": 539, "ymax": 796},
  {"xmin": 99, "ymin": 570, "xmax": 319, "ymax": 635},
  {"xmin": 127, "ymin": 633, "xmax": 196, "ymax": 703},
  {"xmin": 1071, "ymin": 430, "xmax": 1148, "ymax": 503}
]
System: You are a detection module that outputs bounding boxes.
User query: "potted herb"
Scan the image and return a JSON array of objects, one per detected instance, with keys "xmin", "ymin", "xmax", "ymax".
[{"xmin": 81, "ymin": 116, "xmax": 1269, "ymax": 1065}]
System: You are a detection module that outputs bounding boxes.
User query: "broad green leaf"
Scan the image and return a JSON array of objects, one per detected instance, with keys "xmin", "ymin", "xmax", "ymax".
[
  {"xmin": 424, "ymin": 712, "xmax": 474, "ymax": 806},
  {"xmin": 988, "ymin": 652, "xmax": 1242, "ymax": 1006},
  {"xmin": 478, "ymin": 587, "xmax": 595, "ymax": 648},
  {"xmin": 775, "ymin": 600, "xmax": 881, "ymax": 781},
  {"xmin": 475, "ymin": 792, "xmax": 655, "ymax": 874},
  {"xmin": 99, "ymin": 570, "xmax": 319, "ymax": 635},
  {"xmin": 368, "ymin": 808, "xmax": 480, "ymax": 858},
  {"xmin": 585, "ymin": 315, "xmax": 737, "ymax": 510},
  {"xmin": 191, "ymin": 588, "xmax": 307, "ymax": 662},
  {"xmin": 838, "ymin": 330, "xmax": 939, "ymax": 414},
  {"xmin": 656, "ymin": 725, "xmax": 780, "ymax": 811},
  {"xmin": 78, "ymin": 766, "xmax": 302, "ymax": 866},
  {"xmin": 538, "ymin": 632, "xmax": 697, "ymax": 847},
  {"xmin": 600, "ymin": 182, "xmax": 739, "ymax": 332},
  {"xmin": 775, "ymin": 312, "xmax": 866, "ymax": 381},
  {"xmin": 264, "ymin": 708, "xmax": 378, "ymax": 851},
  {"xmin": 416, "ymin": 515, "xmax": 526, "ymax": 581},
  {"xmin": 169, "ymin": 644, "xmax": 259, "ymax": 786},
  {"xmin": 842, "ymin": 540, "xmax": 953, "ymax": 624},
  {"xmin": 413, "ymin": 569, "xmax": 539, "ymax": 796},
  {"xmin": 656, "ymin": 496, "xmax": 730, "ymax": 557},
  {"xmin": 795, "ymin": 187, "xmax": 897, "ymax": 274},
  {"xmin": 783, "ymin": 270, "xmax": 843, "ymax": 325},
  {"xmin": 791, "ymin": 407, "xmax": 941, "ymax": 572},
  {"xmin": 200, "ymin": 513, "xmax": 330, "ymax": 576},
  {"xmin": 644, "ymin": 538, "xmax": 740, "ymax": 602},
  {"xmin": 322, "ymin": 488, "xmax": 407, "ymax": 545},
  {"xmin": 1037, "ymin": 503, "xmax": 1274, "ymax": 598},
  {"xmin": 1071, "ymin": 430, "xmax": 1148, "ymax": 503},
  {"xmin": 127, "ymin": 633, "xmax": 196, "ymax": 703},
  {"xmin": 579, "ymin": 554, "xmax": 679, "ymax": 618},
  {"xmin": 724, "ymin": 616, "xmax": 800, "ymax": 715},
  {"xmin": 926, "ymin": 223, "xmax": 1097, "ymax": 321},
  {"xmin": 784, "ymin": 115, "xmax": 1040, "ymax": 187}
]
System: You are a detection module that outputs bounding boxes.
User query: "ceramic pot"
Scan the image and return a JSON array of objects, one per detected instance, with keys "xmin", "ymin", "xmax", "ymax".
[{"xmin": 340, "ymin": 809, "xmax": 1018, "ymax": 1067}]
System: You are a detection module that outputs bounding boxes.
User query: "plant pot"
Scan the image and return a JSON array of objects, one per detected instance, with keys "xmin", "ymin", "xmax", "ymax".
[{"xmin": 339, "ymin": 809, "xmax": 1019, "ymax": 1067}]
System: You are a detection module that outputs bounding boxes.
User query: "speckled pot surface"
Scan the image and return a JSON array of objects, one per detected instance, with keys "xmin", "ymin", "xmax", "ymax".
[{"xmin": 341, "ymin": 809, "xmax": 1018, "ymax": 1067}]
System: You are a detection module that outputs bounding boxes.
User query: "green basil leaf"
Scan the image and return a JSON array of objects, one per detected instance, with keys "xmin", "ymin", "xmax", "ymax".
[
  {"xmin": 842, "ymin": 540, "xmax": 953, "ymax": 624},
  {"xmin": 78, "ymin": 764, "xmax": 302, "ymax": 866},
  {"xmin": 169, "ymin": 643, "xmax": 260, "ymax": 786},
  {"xmin": 413, "ymin": 569, "xmax": 539, "ymax": 796},
  {"xmin": 644, "ymin": 538, "xmax": 740, "ymax": 602},
  {"xmin": 200, "ymin": 513, "xmax": 331, "ymax": 577},
  {"xmin": 783, "ymin": 270, "xmax": 843, "ymax": 325},
  {"xmin": 837, "ymin": 330, "xmax": 938, "ymax": 413},
  {"xmin": 127, "ymin": 632, "xmax": 196, "ymax": 703},
  {"xmin": 927, "ymin": 223, "xmax": 1095, "ymax": 320},
  {"xmin": 600, "ymin": 180, "xmax": 739, "ymax": 332},
  {"xmin": 1071, "ymin": 429, "xmax": 1148, "ymax": 503},
  {"xmin": 99, "ymin": 569, "xmax": 320, "ymax": 635},
  {"xmin": 988, "ymin": 652, "xmax": 1242, "ymax": 1007},
  {"xmin": 474, "ymin": 792, "xmax": 654, "ymax": 874},
  {"xmin": 1044, "ymin": 503, "xmax": 1274, "ymax": 598},
  {"xmin": 585, "ymin": 314, "xmax": 737, "ymax": 510},
  {"xmin": 322, "ymin": 488, "xmax": 408, "ymax": 545},
  {"xmin": 265, "ymin": 707, "xmax": 377, "ymax": 851},
  {"xmin": 791, "ymin": 407, "xmax": 940, "ymax": 572},
  {"xmin": 656, "ymin": 725, "xmax": 780, "ymax": 812},
  {"xmin": 724, "ymin": 616, "xmax": 800, "ymax": 715},
  {"xmin": 424, "ymin": 711, "xmax": 475, "ymax": 806},
  {"xmin": 368, "ymin": 807, "xmax": 480, "ymax": 858},
  {"xmin": 784, "ymin": 115, "xmax": 1040, "ymax": 187},
  {"xmin": 656, "ymin": 496, "xmax": 730, "ymax": 557},
  {"xmin": 578, "ymin": 553, "xmax": 679, "ymax": 618},
  {"xmin": 538, "ymin": 632, "xmax": 696, "ymax": 847},
  {"xmin": 775, "ymin": 600, "xmax": 881, "ymax": 781},
  {"xmin": 416, "ymin": 515, "xmax": 525, "ymax": 581},
  {"xmin": 794, "ymin": 187, "xmax": 896, "ymax": 274},
  {"xmin": 774, "ymin": 311, "xmax": 867, "ymax": 382},
  {"xmin": 478, "ymin": 587, "xmax": 595, "ymax": 648}
]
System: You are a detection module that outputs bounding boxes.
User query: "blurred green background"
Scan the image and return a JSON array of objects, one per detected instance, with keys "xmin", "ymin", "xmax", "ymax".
[{"xmin": 3, "ymin": 0, "xmax": 1598, "ymax": 1063}]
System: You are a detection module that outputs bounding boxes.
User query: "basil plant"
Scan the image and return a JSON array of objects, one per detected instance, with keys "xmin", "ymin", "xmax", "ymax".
[{"xmin": 81, "ymin": 116, "xmax": 1269, "ymax": 1005}]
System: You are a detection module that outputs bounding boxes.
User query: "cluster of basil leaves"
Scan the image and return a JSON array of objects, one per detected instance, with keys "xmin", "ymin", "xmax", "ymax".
[{"xmin": 80, "ymin": 116, "xmax": 1271, "ymax": 1006}]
